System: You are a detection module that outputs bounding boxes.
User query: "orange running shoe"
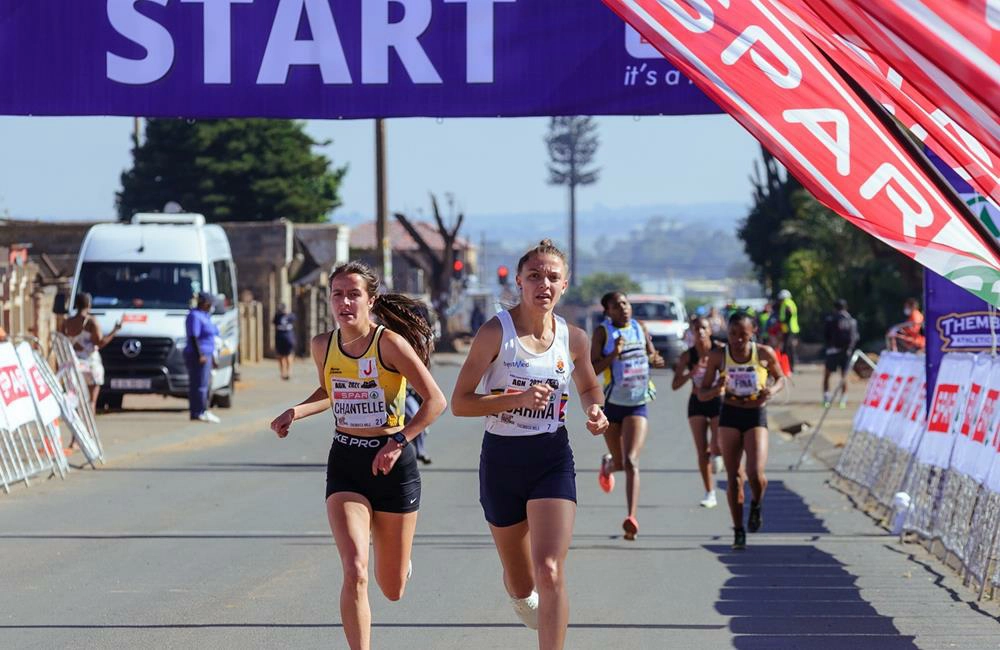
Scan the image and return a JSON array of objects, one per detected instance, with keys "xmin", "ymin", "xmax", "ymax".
[
  {"xmin": 622, "ymin": 515, "xmax": 639, "ymax": 541},
  {"xmin": 598, "ymin": 454, "xmax": 615, "ymax": 493}
]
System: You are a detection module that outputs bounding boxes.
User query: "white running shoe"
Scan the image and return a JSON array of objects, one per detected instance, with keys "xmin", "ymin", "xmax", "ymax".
[
  {"xmin": 510, "ymin": 591, "xmax": 539, "ymax": 630},
  {"xmin": 700, "ymin": 490, "xmax": 718, "ymax": 508},
  {"xmin": 712, "ymin": 455, "xmax": 724, "ymax": 475},
  {"xmin": 197, "ymin": 411, "xmax": 221, "ymax": 423}
]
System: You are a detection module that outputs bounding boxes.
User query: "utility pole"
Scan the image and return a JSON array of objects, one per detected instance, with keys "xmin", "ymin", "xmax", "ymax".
[{"xmin": 375, "ymin": 118, "xmax": 392, "ymax": 288}]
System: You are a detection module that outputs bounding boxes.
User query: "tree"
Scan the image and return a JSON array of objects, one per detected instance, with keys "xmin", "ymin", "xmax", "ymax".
[
  {"xmin": 564, "ymin": 272, "xmax": 641, "ymax": 306},
  {"xmin": 394, "ymin": 194, "xmax": 465, "ymax": 352},
  {"xmin": 117, "ymin": 119, "xmax": 346, "ymax": 223},
  {"xmin": 546, "ymin": 116, "xmax": 600, "ymax": 285},
  {"xmin": 738, "ymin": 146, "xmax": 802, "ymax": 292}
]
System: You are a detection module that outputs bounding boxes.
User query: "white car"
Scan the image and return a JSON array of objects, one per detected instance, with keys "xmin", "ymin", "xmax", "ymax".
[{"xmin": 628, "ymin": 294, "xmax": 688, "ymax": 366}]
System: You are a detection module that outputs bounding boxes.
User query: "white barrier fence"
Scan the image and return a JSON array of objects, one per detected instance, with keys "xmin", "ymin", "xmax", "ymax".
[
  {"xmin": 832, "ymin": 351, "xmax": 1000, "ymax": 598},
  {"xmin": 0, "ymin": 335, "xmax": 104, "ymax": 494}
]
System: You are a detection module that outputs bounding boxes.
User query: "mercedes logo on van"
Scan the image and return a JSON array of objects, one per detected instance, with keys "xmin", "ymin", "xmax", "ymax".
[{"xmin": 122, "ymin": 339, "xmax": 142, "ymax": 359}]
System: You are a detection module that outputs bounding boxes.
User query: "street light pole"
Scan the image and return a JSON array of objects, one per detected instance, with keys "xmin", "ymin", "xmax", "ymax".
[{"xmin": 375, "ymin": 118, "xmax": 393, "ymax": 289}]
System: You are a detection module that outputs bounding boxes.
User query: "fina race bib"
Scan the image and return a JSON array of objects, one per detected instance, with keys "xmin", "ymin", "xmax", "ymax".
[
  {"xmin": 727, "ymin": 367, "xmax": 759, "ymax": 397},
  {"xmin": 330, "ymin": 376, "xmax": 387, "ymax": 428}
]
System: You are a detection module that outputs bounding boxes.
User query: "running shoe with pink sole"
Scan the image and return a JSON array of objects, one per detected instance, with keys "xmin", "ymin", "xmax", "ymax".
[{"xmin": 598, "ymin": 453, "xmax": 615, "ymax": 493}]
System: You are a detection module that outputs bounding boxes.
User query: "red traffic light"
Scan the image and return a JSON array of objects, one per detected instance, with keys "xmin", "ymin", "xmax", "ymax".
[
  {"xmin": 497, "ymin": 265, "xmax": 509, "ymax": 285},
  {"xmin": 452, "ymin": 260, "xmax": 465, "ymax": 273}
]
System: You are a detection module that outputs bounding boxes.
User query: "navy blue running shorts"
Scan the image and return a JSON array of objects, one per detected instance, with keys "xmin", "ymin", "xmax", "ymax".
[
  {"xmin": 603, "ymin": 402, "xmax": 648, "ymax": 424},
  {"xmin": 479, "ymin": 427, "xmax": 576, "ymax": 527},
  {"xmin": 326, "ymin": 431, "xmax": 421, "ymax": 513}
]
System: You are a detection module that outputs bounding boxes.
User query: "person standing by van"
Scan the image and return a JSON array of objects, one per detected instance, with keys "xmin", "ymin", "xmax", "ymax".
[
  {"xmin": 273, "ymin": 303, "xmax": 297, "ymax": 380},
  {"xmin": 60, "ymin": 292, "xmax": 121, "ymax": 413},
  {"xmin": 186, "ymin": 292, "xmax": 220, "ymax": 423}
]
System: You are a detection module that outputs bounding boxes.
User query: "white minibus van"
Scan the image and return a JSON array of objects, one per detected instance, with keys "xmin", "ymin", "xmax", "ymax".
[{"xmin": 67, "ymin": 213, "xmax": 239, "ymax": 410}]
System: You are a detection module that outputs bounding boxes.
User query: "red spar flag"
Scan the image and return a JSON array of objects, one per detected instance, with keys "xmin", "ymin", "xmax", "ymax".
[
  {"xmin": 775, "ymin": 0, "xmax": 1000, "ymax": 204},
  {"xmin": 602, "ymin": 0, "xmax": 1000, "ymax": 304},
  {"xmin": 806, "ymin": 0, "xmax": 1000, "ymax": 159}
]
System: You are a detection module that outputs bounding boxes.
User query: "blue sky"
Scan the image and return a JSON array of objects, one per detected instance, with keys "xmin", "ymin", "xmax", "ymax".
[{"xmin": 0, "ymin": 114, "xmax": 760, "ymax": 222}]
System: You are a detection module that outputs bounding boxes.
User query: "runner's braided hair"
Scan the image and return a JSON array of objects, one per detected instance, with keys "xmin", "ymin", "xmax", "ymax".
[{"xmin": 329, "ymin": 261, "xmax": 434, "ymax": 366}]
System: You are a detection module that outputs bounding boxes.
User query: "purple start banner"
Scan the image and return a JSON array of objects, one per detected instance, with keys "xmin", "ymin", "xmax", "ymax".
[{"xmin": 0, "ymin": 1, "xmax": 721, "ymax": 119}]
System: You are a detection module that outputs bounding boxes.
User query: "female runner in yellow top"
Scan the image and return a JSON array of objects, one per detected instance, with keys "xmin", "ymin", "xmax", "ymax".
[
  {"xmin": 698, "ymin": 311, "xmax": 785, "ymax": 550},
  {"xmin": 270, "ymin": 261, "xmax": 446, "ymax": 650}
]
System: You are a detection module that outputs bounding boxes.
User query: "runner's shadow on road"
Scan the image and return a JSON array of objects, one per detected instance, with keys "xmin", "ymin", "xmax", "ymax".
[
  {"xmin": 716, "ymin": 479, "xmax": 829, "ymax": 534},
  {"xmin": 706, "ymin": 544, "xmax": 917, "ymax": 649},
  {"xmin": 706, "ymin": 480, "xmax": 916, "ymax": 648}
]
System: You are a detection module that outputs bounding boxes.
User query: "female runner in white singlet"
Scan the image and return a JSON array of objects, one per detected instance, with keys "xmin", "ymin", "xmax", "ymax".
[{"xmin": 451, "ymin": 240, "xmax": 608, "ymax": 650}]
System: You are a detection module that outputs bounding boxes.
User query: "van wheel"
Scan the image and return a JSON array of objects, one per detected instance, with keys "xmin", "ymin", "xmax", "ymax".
[{"xmin": 212, "ymin": 372, "xmax": 234, "ymax": 409}]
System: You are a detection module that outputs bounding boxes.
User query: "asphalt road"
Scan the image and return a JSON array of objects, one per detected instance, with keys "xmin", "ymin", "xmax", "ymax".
[{"xmin": 1, "ymin": 358, "xmax": 997, "ymax": 649}]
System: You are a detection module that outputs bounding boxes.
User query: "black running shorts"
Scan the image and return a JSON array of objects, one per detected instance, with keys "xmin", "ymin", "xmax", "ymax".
[
  {"xmin": 326, "ymin": 431, "xmax": 421, "ymax": 513},
  {"xmin": 718, "ymin": 405, "xmax": 768, "ymax": 434}
]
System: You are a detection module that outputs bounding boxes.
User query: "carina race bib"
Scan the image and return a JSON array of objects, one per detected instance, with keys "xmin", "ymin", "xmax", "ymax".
[
  {"xmin": 330, "ymin": 377, "xmax": 387, "ymax": 428},
  {"xmin": 498, "ymin": 373, "xmax": 563, "ymax": 433}
]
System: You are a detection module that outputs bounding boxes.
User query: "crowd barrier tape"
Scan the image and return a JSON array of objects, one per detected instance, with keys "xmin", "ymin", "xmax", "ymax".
[{"xmin": 832, "ymin": 350, "xmax": 1000, "ymax": 598}]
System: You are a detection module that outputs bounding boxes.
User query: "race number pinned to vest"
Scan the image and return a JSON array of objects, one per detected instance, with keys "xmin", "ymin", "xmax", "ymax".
[
  {"xmin": 727, "ymin": 366, "xmax": 760, "ymax": 397},
  {"xmin": 330, "ymin": 376, "xmax": 387, "ymax": 428}
]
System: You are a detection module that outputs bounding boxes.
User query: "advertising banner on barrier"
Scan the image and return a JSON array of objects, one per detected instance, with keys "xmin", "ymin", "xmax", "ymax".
[
  {"xmin": 899, "ymin": 378, "xmax": 928, "ymax": 453},
  {"xmin": 882, "ymin": 355, "xmax": 924, "ymax": 446},
  {"xmin": 858, "ymin": 355, "xmax": 900, "ymax": 435},
  {"xmin": 917, "ymin": 353, "xmax": 974, "ymax": 468},
  {"xmin": 951, "ymin": 354, "xmax": 993, "ymax": 478},
  {"xmin": 870, "ymin": 353, "xmax": 913, "ymax": 438},
  {"xmin": 964, "ymin": 358, "xmax": 1000, "ymax": 485},
  {"xmin": 14, "ymin": 343, "xmax": 60, "ymax": 427},
  {"xmin": 0, "ymin": 1, "xmax": 719, "ymax": 119},
  {"xmin": 0, "ymin": 343, "xmax": 38, "ymax": 430}
]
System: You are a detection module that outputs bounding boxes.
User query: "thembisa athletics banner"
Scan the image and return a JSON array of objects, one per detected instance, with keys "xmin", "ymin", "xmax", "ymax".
[{"xmin": 602, "ymin": 0, "xmax": 1000, "ymax": 307}]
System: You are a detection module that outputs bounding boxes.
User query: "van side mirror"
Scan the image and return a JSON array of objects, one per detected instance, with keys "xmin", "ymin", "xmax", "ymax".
[{"xmin": 53, "ymin": 293, "xmax": 68, "ymax": 315}]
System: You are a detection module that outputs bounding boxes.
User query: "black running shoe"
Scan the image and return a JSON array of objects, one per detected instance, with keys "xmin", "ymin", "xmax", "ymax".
[
  {"xmin": 748, "ymin": 501, "xmax": 763, "ymax": 533},
  {"xmin": 732, "ymin": 528, "xmax": 746, "ymax": 550}
]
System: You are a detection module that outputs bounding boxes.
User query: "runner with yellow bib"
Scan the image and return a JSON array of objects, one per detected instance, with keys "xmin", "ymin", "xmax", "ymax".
[{"xmin": 698, "ymin": 311, "xmax": 786, "ymax": 550}]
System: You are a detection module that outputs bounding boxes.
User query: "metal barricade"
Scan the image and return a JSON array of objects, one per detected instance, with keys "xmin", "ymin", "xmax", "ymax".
[
  {"xmin": 963, "ymin": 490, "xmax": 1000, "ymax": 598},
  {"xmin": 0, "ymin": 341, "xmax": 65, "ymax": 492}
]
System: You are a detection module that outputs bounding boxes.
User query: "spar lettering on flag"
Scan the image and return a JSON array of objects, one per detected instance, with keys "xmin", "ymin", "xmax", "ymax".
[
  {"xmin": 0, "ymin": 364, "xmax": 31, "ymax": 406},
  {"xmin": 928, "ymin": 384, "xmax": 960, "ymax": 433},
  {"xmin": 602, "ymin": 0, "xmax": 1000, "ymax": 306},
  {"xmin": 27, "ymin": 365, "xmax": 52, "ymax": 403},
  {"xmin": 972, "ymin": 388, "xmax": 999, "ymax": 444},
  {"xmin": 960, "ymin": 383, "xmax": 983, "ymax": 436}
]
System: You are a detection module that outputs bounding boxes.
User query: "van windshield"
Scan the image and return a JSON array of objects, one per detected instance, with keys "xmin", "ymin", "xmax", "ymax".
[
  {"xmin": 77, "ymin": 262, "xmax": 202, "ymax": 310},
  {"xmin": 633, "ymin": 302, "xmax": 680, "ymax": 321}
]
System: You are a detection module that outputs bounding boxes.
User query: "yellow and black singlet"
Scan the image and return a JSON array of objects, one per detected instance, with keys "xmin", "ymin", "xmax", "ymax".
[
  {"xmin": 323, "ymin": 326, "xmax": 406, "ymax": 428},
  {"xmin": 723, "ymin": 343, "xmax": 769, "ymax": 400}
]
